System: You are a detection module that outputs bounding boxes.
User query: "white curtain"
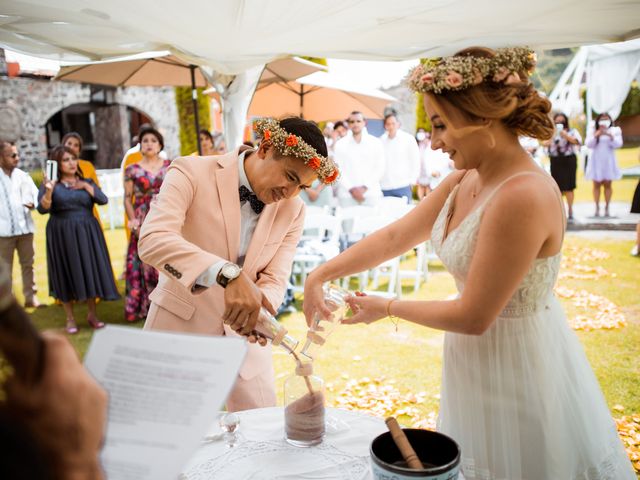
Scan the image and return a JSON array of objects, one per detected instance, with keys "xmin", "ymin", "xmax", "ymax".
[{"xmin": 588, "ymin": 48, "xmax": 640, "ymax": 119}]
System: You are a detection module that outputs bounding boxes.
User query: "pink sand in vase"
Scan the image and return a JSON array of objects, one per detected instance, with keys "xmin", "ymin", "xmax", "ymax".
[{"xmin": 285, "ymin": 391, "xmax": 325, "ymax": 446}]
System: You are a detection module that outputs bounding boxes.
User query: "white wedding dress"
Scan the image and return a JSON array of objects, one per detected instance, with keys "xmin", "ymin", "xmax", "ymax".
[{"xmin": 430, "ymin": 173, "xmax": 635, "ymax": 480}]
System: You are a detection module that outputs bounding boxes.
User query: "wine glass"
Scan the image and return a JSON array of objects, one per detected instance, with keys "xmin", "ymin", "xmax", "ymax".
[{"xmin": 219, "ymin": 412, "xmax": 241, "ymax": 448}]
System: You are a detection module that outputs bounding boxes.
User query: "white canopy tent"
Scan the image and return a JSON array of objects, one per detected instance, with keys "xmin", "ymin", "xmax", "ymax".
[
  {"xmin": 549, "ymin": 39, "xmax": 640, "ymax": 120},
  {"xmin": 2, "ymin": 0, "xmax": 640, "ymax": 146}
]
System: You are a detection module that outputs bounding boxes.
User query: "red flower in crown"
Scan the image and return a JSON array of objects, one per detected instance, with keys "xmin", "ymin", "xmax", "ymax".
[
  {"xmin": 324, "ymin": 169, "xmax": 339, "ymax": 184},
  {"xmin": 264, "ymin": 129, "xmax": 271, "ymax": 141},
  {"xmin": 308, "ymin": 157, "xmax": 321, "ymax": 170},
  {"xmin": 286, "ymin": 134, "xmax": 298, "ymax": 147}
]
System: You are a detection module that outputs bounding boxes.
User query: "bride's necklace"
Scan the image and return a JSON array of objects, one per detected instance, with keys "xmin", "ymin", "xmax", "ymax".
[{"xmin": 61, "ymin": 178, "xmax": 77, "ymax": 188}]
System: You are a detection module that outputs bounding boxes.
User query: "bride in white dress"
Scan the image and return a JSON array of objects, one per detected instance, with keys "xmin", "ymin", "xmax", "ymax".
[{"xmin": 302, "ymin": 47, "xmax": 635, "ymax": 479}]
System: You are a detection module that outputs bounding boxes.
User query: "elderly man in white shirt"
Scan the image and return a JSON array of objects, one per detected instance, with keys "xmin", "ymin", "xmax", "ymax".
[
  {"xmin": 333, "ymin": 111, "xmax": 385, "ymax": 207},
  {"xmin": 380, "ymin": 113, "xmax": 420, "ymax": 203},
  {"xmin": 0, "ymin": 141, "xmax": 40, "ymax": 307}
]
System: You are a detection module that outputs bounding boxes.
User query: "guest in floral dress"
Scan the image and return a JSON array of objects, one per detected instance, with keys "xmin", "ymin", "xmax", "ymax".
[{"xmin": 123, "ymin": 127, "xmax": 170, "ymax": 321}]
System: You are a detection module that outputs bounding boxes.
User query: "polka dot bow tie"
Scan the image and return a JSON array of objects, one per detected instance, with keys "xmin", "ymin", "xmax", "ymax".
[{"xmin": 238, "ymin": 185, "xmax": 265, "ymax": 214}]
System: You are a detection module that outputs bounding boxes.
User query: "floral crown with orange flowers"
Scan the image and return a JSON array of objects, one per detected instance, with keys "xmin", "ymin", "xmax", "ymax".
[
  {"xmin": 407, "ymin": 47, "xmax": 537, "ymax": 94},
  {"xmin": 253, "ymin": 117, "xmax": 339, "ymax": 184}
]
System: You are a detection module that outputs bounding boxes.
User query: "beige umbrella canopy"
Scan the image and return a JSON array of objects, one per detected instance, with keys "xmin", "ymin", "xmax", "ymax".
[
  {"xmin": 56, "ymin": 53, "xmax": 326, "ymax": 152},
  {"xmin": 55, "ymin": 51, "xmax": 209, "ymax": 152},
  {"xmin": 54, "ymin": 52, "xmax": 209, "ymax": 87},
  {"xmin": 248, "ymin": 71, "xmax": 396, "ymax": 121}
]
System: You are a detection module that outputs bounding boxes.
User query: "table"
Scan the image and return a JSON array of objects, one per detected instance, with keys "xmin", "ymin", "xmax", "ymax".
[{"xmin": 180, "ymin": 407, "xmax": 387, "ymax": 480}]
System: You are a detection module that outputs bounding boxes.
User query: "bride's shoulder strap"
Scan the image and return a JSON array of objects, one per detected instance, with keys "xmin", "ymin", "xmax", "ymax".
[
  {"xmin": 485, "ymin": 171, "xmax": 548, "ymax": 203},
  {"xmin": 484, "ymin": 170, "xmax": 566, "ymax": 239}
]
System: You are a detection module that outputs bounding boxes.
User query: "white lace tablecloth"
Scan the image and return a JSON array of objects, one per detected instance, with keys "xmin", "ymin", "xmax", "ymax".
[{"xmin": 180, "ymin": 407, "xmax": 387, "ymax": 480}]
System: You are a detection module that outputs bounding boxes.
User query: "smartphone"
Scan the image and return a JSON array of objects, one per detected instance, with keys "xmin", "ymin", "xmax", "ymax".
[
  {"xmin": 45, "ymin": 159, "xmax": 57, "ymax": 181},
  {"xmin": 555, "ymin": 123, "xmax": 564, "ymax": 133}
]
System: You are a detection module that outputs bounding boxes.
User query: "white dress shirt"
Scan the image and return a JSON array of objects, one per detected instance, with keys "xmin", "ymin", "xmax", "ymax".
[
  {"xmin": 333, "ymin": 132, "xmax": 385, "ymax": 201},
  {"xmin": 379, "ymin": 129, "xmax": 421, "ymax": 190},
  {"xmin": 0, "ymin": 168, "xmax": 38, "ymax": 237},
  {"xmin": 196, "ymin": 149, "xmax": 260, "ymax": 287}
]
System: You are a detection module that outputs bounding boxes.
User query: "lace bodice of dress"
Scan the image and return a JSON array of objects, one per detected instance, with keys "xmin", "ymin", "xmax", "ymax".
[{"xmin": 431, "ymin": 183, "xmax": 562, "ymax": 318}]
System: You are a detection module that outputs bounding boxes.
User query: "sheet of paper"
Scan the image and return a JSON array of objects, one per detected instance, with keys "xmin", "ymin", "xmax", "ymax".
[{"xmin": 83, "ymin": 325, "xmax": 247, "ymax": 480}]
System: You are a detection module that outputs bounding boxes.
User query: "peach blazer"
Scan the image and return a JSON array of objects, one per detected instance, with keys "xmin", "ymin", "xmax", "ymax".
[{"xmin": 138, "ymin": 147, "xmax": 304, "ymax": 380}]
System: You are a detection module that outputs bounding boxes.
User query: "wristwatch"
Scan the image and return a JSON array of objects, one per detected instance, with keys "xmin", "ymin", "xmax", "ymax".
[{"xmin": 216, "ymin": 263, "xmax": 241, "ymax": 288}]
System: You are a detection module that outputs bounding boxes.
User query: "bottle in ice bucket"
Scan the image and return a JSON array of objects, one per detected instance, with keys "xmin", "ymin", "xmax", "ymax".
[
  {"xmin": 254, "ymin": 307, "xmax": 299, "ymax": 354},
  {"xmin": 284, "ymin": 361, "xmax": 325, "ymax": 447},
  {"xmin": 300, "ymin": 284, "xmax": 349, "ymax": 361}
]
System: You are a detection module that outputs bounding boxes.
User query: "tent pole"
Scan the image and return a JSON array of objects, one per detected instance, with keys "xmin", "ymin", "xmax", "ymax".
[
  {"xmin": 300, "ymin": 84, "xmax": 304, "ymax": 119},
  {"xmin": 191, "ymin": 65, "xmax": 203, "ymax": 155}
]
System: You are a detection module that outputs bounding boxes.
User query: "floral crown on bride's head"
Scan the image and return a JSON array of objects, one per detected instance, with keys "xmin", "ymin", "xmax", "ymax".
[
  {"xmin": 407, "ymin": 47, "xmax": 537, "ymax": 94},
  {"xmin": 253, "ymin": 117, "xmax": 339, "ymax": 184}
]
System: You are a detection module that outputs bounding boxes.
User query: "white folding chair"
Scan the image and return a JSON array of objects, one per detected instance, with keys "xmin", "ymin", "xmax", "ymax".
[
  {"xmin": 96, "ymin": 169, "xmax": 125, "ymax": 230},
  {"xmin": 292, "ymin": 214, "xmax": 342, "ymax": 293},
  {"xmin": 340, "ymin": 214, "xmax": 397, "ymax": 292},
  {"xmin": 301, "ymin": 213, "xmax": 341, "ymax": 244},
  {"xmin": 378, "ymin": 196, "xmax": 411, "ymax": 218}
]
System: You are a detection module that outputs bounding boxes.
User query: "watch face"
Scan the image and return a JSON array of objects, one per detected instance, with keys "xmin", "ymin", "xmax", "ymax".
[{"xmin": 222, "ymin": 263, "xmax": 240, "ymax": 279}]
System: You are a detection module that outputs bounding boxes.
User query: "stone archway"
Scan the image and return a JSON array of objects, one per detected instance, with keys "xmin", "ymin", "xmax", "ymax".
[{"xmin": 45, "ymin": 103, "xmax": 154, "ymax": 168}]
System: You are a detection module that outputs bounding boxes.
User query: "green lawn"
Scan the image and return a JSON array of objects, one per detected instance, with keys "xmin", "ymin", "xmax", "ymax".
[{"xmin": 12, "ymin": 178, "xmax": 640, "ymax": 472}]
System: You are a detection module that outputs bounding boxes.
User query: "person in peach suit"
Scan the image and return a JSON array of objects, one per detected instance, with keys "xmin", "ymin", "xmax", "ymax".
[{"xmin": 138, "ymin": 117, "xmax": 339, "ymax": 411}]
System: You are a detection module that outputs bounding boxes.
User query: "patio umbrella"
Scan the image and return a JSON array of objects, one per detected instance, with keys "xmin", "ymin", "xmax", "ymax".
[
  {"xmin": 55, "ymin": 51, "xmax": 209, "ymax": 153},
  {"xmin": 56, "ymin": 53, "xmax": 327, "ymax": 153},
  {"xmin": 248, "ymin": 71, "xmax": 396, "ymax": 121}
]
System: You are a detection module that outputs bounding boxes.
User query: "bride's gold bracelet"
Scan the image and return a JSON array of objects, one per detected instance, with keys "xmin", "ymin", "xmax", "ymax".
[{"xmin": 386, "ymin": 299, "xmax": 399, "ymax": 332}]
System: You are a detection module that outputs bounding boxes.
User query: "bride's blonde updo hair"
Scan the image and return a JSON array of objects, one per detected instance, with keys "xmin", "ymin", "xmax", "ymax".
[{"xmin": 409, "ymin": 47, "xmax": 555, "ymax": 141}]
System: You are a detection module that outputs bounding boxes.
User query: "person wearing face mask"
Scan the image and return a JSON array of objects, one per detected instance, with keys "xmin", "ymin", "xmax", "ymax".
[
  {"xmin": 545, "ymin": 112, "xmax": 581, "ymax": 221},
  {"xmin": 123, "ymin": 127, "xmax": 170, "ymax": 322},
  {"xmin": 585, "ymin": 113, "xmax": 623, "ymax": 217},
  {"xmin": 304, "ymin": 47, "xmax": 635, "ymax": 479}
]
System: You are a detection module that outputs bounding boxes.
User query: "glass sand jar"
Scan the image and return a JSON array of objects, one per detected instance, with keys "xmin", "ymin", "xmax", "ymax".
[
  {"xmin": 300, "ymin": 284, "xmax": 349, "ymax": 361},
  {"xmin": 255, "ymin": 307, "xmax": 299, "ymax": 354},
  {"xmin": 284, "ymin": 362, "xmax": 325, "ymax": 447}
]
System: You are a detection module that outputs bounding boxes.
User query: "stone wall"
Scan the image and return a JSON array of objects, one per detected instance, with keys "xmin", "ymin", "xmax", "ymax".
[{"xmin": 0, "ymin": 76, "xmax": 179, "ymax": 171}]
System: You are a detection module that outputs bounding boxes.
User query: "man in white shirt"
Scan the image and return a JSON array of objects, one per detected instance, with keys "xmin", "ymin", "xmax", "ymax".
[
  {"xmin": 379, "ymin": 113, "xmax": 420, "ymax": 203},
  {"xmin": 333, "ymin": 111, "xmax": 385, "ymax": 206},
  {"xmin": 0, "ymin": 141, "xmax": 40, "ymax": 308}
]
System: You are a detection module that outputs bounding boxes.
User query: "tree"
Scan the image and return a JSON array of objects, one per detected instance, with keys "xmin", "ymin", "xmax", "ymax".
[{"xmin": 175, "ymin": 86, "xmax": 211, "ymax": 155}]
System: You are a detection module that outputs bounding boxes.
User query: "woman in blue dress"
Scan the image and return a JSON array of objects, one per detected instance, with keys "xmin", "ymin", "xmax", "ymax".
[{"xmin": 38, "ymin": 145, "xmax": 119, "ymax": 334}]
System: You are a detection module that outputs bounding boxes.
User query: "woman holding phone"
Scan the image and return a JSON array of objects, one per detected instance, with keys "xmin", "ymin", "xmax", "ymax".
[
  {"xmin": 546, "ymin": 113, "xmax": 581, "ymax": 221},
  {"xmin": 37, "ymin": 146, "xmax": 119, "ymax": 334},
  {"xmin": 585, "ymin": 113, "xmax": 623, "ymax": 217}
]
